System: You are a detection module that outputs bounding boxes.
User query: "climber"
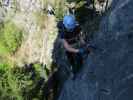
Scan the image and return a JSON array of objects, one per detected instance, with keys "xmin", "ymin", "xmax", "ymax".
[{"xmin": 57, "ymin": 15, "xmax": 90, "ymax": 79}]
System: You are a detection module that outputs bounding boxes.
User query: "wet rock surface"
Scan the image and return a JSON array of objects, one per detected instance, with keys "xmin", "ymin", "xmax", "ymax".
[{"xmin": 58, "ymin": 0, "xmax": 133, "ymax": 100}]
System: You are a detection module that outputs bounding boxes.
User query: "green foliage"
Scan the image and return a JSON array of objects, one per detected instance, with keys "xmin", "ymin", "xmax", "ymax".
[
  {"xmin": 3, "ymin": 22, "xmax": 23, "ymax": 53},
  {"xmin": 0, "ymin": 63, "xmax": 9, "ymax": 74},
  {"xmin": 0, "ymin": 66, "xmax": 23, "ymax": 100},
  {"xmin": 0, "ymin": 23, "xmax": 9, "ymax": 55},
  {"xmin": 0, "ymin": 67, "xmax": 26, "ymax": 100},
  {"xmin": 0, "ymin": 41, "xmax": 10, "ymax": 55},
  {"xmin": 0, "ymin": 21, "xmax": 23, "ymax": 55},
  {"xmin": 34, "ymin": 63, "xmax": 49, "ymax": 81},
  {"xmin": 54, "ymin": 0, "xmax": 67, "ymax": 20},
  {"xmin": 0, "ymin": 63, "xmax": 50, "ymax": 100}
]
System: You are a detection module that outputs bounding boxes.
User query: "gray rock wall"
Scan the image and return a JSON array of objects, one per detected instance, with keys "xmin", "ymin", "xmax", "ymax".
[
  {"xmin": 58, "ymin": 0, "xmax": 133, "ymax": 100},
  {"xmin": 92, "ymin": 0, "xmax": 133, "ymax": 99}
]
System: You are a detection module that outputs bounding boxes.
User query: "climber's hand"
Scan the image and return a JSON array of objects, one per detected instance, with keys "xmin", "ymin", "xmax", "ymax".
[
  {"xmin": 78, "ymin": 47, "xmax": 89, "ymax": 56},
  {"xmin": 78, "ymin": 48, "xmax": 85, "ymax": 55}
]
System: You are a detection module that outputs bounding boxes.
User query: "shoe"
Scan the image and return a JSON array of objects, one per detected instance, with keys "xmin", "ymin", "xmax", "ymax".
[
  {"xmin": 72, "ymin": 75, "xmax": 76, "ymax": 80},
  {"xmin": 72, "ymin": 73, "xmax": 77, "ymax": 80},
  {"xmin": 69, "ymin": 72, "xmax": 74, "ymax": 79}
]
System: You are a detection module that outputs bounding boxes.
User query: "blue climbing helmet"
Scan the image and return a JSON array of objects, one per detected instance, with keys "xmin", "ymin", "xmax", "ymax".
[{"xmin": 63, "ymin": 15, "xmax": 76, "ymax": 31}]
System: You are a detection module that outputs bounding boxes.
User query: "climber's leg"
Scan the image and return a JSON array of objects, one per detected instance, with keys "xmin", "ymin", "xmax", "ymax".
[
  {"xmin": 66, "ymin": 52, "xmax": 83, "ymax": 79},
  {"xmin": 66, "ymin": 52, "xmax": 75, "ymax": 71},
  {"xmin": 73, "ymin": 53, "xmax": 83, "ymax": 75}
]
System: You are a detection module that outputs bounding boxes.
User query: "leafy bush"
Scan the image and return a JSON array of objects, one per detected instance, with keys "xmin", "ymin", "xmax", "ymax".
[
  {"xmin": 0, "ymin": 21, "xmax": 23, "ymax": 54},
  {"xmin": 0, "ymin": 63, "xmax": 23, "ymax": 100},
  {"xmin": 54, "ymin": 0, "xmax": 67, "ymax": 20},
  {"xmin": 0, "ymin": 63, "xmax": 50, "ymax": 100},
  {"xmin": 0, "ymin": 63, "xmax": 9, "ymax": 74}
]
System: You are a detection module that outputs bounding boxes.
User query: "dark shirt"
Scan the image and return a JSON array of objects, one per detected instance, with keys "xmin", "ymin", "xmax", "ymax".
[{"xmin": 57, "ymin": 21, "xmax": 81, "ymax": 44}]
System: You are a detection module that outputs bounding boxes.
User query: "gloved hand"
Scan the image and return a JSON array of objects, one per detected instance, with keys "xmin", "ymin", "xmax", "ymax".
[
  {"xmin": 78, "ymin": 48, "xmax": 86, "ymax": 55},
  {"xmin": 78, "ymin": 44, "xmax": 91, "ymax": 54},
  {"xmin": 77, "ymin": 48, "xmax": 88, "ymax": 59}
]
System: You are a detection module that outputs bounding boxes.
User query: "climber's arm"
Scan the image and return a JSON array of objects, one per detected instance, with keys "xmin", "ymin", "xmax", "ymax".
[{"xmin": 61, "ymin": 39, "xmax": 79, "ymax": 53}]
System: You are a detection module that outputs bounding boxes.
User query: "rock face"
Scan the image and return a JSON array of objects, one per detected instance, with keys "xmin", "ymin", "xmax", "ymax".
[
  {"xmin": 0, "ymin": 0, "xmax": 57, "ymax": 67},
  {"xmin": 58, "ymin": 0, "xmax": 133, "ymax": 100}
]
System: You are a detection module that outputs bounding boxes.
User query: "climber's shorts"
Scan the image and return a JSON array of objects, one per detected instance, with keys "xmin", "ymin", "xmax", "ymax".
[{"xmin": 66, "ymin": 51, "xmax": 83, "ymax": 74}]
